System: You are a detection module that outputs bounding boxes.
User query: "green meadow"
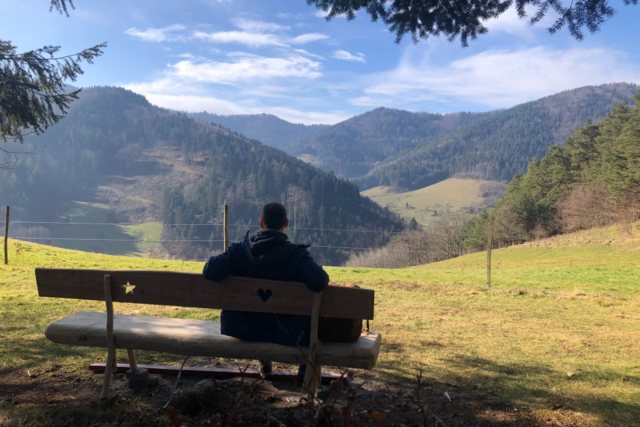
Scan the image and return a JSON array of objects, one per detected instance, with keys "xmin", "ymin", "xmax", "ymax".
[
  {"xmin": 1, "ymin": 222, "xmax": 639, "ymax": 426},
  {"xmin": 362, "ymin": 178, "xmax": 499, "ymax": 226}
]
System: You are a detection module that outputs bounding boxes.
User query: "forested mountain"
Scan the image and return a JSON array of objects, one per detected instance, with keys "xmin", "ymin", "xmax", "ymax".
[
  {"xmin": 0, "ymin": 87, "xmax": 402, "ymax": 265},
  {"xmin": 461, "ymin": 92, "xmax": 640, "ymax": 250},
  {"xmin": 286, "ymin": 107, "xmax": 492, "ymax": 178},
  {"xmin": 358, "ymin": 83, "xmax": 637, "ymax": 190},
  {"xmin": 187, "ymin": 112, "xmax": 329, "ymax": 149}
]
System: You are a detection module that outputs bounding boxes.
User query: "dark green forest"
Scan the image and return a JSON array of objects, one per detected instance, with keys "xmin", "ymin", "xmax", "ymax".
[
  {"xmin": 358, "ymin": 83, "xmax": 637, "ymax": 190},
  {"xmin": 288, "ymin": 107, "xmax": 491, "ymax": 178},
  {"xmin": 462, "ymin": 91, "xmax": 640, "ymax": 250},
  {"xmin": 0, "ymin": 87, "xmax": 402, "ymax": 265},
  {"xmin": 161, "ymin": 128, "xmax": 403, "ymax": 265},
  {"xmin": 187, "ymin": 112, "xmax": 329, "ymax": 149}
]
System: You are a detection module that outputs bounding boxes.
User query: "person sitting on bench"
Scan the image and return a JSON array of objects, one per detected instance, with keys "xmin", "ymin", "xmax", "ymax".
[{"xmin": 202, "ymin": 202, "xmax": 329, "ymax": 378}]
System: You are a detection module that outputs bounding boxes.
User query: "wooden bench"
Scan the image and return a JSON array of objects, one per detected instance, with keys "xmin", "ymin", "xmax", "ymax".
[{"xmin": 35, "ymin": 268, "xmax": 381, "ymax": 398}]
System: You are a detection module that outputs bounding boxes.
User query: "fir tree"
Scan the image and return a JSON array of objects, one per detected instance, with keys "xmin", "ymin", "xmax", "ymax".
[{"xmin": 0, "ymin": 0, "xmax": 105, "ymax": 153}]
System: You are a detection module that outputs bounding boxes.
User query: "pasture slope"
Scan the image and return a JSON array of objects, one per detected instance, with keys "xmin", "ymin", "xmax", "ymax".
[
  {"xmin": 1, "ymin": 222, "xmax": 639, "ymax": 426},
  {"xmin": 362, "ymin": 178, "xmax": 501, "ymax": 227}
]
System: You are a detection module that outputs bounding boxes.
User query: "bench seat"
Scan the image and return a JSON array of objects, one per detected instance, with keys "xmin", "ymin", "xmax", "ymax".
[{"xmin": 46, "ymin": 311, "xmax": 382, "ymax": 370}]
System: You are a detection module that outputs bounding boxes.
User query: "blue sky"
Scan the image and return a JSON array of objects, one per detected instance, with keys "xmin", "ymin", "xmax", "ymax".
[{"xmin": 5, "ymin": 0, "xmax": 640, "ymax": 124}]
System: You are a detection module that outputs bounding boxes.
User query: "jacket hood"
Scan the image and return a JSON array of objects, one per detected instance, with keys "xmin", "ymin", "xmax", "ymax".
[
  {"xmin": 245, "ymin": 229, "xmax": 309, "ymax": 269},
  {"xmin": 248, "ymin": 229, "xmax": 288, "ymax": 253}
]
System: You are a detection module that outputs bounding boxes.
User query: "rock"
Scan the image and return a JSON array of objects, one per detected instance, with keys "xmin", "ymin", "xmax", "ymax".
[
  {"xmin": 174, "ymin": 379, "xmax": 218, "ymax": 416},
  {"xmin": 126, "ymin": 369, "xmax": 158, "ymax": 391},
  {"xmin": 90, "ymin": 394, "xmax": 118, "ymax": 408}
]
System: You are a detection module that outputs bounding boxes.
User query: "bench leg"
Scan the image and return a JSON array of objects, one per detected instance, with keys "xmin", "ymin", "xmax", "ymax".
[
  {"xmin": 101, "ymin": 274, "xmax": 116, "ymax": 399},
  {"xmin": 100, "ymin": 348, "xmax": 116, "ymax": 399},
  {"xmin": 303, "ymin": 360, "xmax": 321, "ymax": 399},
  {"xmin": 127, "ymin": 349, "xmax": 138, "ymax": 373}
]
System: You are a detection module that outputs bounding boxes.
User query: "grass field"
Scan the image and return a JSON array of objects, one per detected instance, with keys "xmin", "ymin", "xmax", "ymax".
[
  {"xmin": 362, "ymin": 178, "xmax": 501, "ymax": 227},
  {"xmin": 21, "ymin": 201, "xmax": 163, "ymax": 257},
  {"xmin": 1, "ymin": 223, "xmax": 640, "ymax": 426}
]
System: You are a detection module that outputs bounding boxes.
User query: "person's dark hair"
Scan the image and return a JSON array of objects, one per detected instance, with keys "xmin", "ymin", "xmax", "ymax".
[{"xmin": 261, "ymin": 202, "xmax": 287, "ymax": 230}]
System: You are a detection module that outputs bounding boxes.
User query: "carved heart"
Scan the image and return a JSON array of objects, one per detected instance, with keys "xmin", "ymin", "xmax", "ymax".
[{"xmin": 257, "ymin": 289, "xmax": 272, "ymax": 302}]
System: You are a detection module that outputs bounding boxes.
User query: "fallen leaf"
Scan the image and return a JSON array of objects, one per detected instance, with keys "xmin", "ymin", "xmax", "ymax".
[
  {"xmin": 371, "ymin": 411, "xmax": 389, "ymax": 426},
  {"xmin": 166, "ymin": 406, "xmax": 181, "ymax": 427}
]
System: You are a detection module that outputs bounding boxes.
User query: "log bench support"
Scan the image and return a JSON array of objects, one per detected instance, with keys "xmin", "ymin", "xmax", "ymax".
[
  {"xmin": 302, "ymin": 292, "xmax": 322, "ymax": 398},
  {"xmin": 36, "ymin": 268, "xmax": 381, "ymax": 401}
]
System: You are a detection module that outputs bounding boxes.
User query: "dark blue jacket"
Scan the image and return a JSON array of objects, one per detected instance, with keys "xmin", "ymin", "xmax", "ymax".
[{"xmin": 203, "ymin": 229, "xmax": 329, "ymax": 346}]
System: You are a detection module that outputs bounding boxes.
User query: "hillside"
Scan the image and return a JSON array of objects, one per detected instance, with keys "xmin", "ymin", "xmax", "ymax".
[
  {"xmin": 287, "ymin": 107, "xmax": 490, "ymax": 178},
  {"xmin": 0, "ymin": 87, "xmax": 402, "ymax": 265},
  {"xmin": 187, "ymin": 112, "xmax": 330, "ymax": 149},
  {"xmin": 358, "ymin": 83, "xmax": 638, "ymax": 190},
  {"xmin": 2, "ymin": 223, "xmax": 640, "ymax": 426},
  {"xmin": 486, "ymin": 90, "xmax": 640, "ymax": 241},
  {"xmin": 362, "ymin": 178, "xmax": 505, "ymax": 227}
]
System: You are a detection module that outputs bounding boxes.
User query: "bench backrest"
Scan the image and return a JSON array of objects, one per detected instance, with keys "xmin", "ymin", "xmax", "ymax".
[{"xmin": 35, "ymin": 268, "xmax": 374, "ymax": 320}]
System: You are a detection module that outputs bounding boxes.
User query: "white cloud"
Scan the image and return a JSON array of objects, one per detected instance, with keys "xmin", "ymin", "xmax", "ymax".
[
  {"xmin": 332, "ymin": 50, "xmax": 366, "ymax": 63},
  {"xmin": 194, "ymin": 30, "xmax": 285, "ymax": 47},
  {"xmin": 293, "ymin": 48, "xmax": 326, "ymax": 60},
  {"xmin": 355, "ymin": 46, "xmax": 640, "ymax": 108},
  {"xmin": 124, "ymin": 24, "xmax": 186, "ymax": 42},
  {"xmin": 125, "ymin": 53, "xmax": 322, "ymax": 97},
  {"xmin": 170, "ymin": 54, "xmax": 322, "ymax": 84},
  {"xmin": 483, "ymin": 7, "xmax": 555, "ymax": 40},
  {"xmin": 233, "ymin": 18, "xmax": 289, "ymax": 33},
  {"xmin": 193, "ymin": 18, "xmax": 327, "ymax": 48},
  {"xmin": 277, "ymin": 12, "xmax": 305, "ymax": 20},
  {"xmin": 290, "ymin": 33, "xmax": 329, "ymax": 44},
  {"xmin": 314, "ymin": 10, "xmax": 348, "ymax": 19}
]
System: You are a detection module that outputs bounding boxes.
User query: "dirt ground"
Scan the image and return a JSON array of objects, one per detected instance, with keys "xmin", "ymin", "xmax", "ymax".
[{"xmin": 0, "ymin": 361, "xmax": 568, "ymax": 427}]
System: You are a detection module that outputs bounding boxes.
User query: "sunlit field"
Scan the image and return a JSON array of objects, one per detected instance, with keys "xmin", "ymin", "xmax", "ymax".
[{"xmin": 1, "ymin": 222, "xmax": 639, "ymax": 426}]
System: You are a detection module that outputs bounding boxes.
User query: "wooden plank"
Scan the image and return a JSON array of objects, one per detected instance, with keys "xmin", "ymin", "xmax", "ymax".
[
  {"xmin": 89, "ymin": 363, "xmax": 341, "ymax": 385},
  {"xmin": 36, "ymin": 268, "xmax": 374, "ymax": 319},
  {"xmin": 45, "ymin": 312, "xmax": 381, "ymax": 369}
]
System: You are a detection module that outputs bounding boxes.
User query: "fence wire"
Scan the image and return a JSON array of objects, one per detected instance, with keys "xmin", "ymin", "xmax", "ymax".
[{"xmin": 0, "ymin": 220, "xmax": 405, "ymax": 234}]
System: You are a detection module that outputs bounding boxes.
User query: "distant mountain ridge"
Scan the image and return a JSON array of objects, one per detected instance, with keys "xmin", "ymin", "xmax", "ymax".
[
  {"xmin": 188, "ymin": 84, "xmax": 638, "ymax": 192},
  {"xmin": 357, "ymin": 83, "xmax": 638, "ymax": 190},
  {"xmin": 187, "ymin": 112, "xmax": 330, "ymax": 148},
  {"xmin": 285, "ymin": 107, "xmax": 494, "ymax": 178}
]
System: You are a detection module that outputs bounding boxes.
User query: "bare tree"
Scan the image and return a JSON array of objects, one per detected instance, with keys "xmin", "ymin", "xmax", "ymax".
[
  {"xmin": 346, "ymin": 230, "xmax": 431, "ymax": 268},
  {"xmin": 492, "ymin": 205, "xmax": 527, "ymax": 244},
  {"xmin": 281, "ymin": 184, "xmax": 312, "ymax": 227},
  {"xmin": 429, "ymin": 214, "xmax": 468, "ymax": 261},
  {"xmin": 559, "ymin": 183, "xmax": 615, "ymax": 232}
]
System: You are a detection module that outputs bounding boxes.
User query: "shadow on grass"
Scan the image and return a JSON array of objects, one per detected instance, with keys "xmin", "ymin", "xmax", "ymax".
[
  {"xmin": 376, "ymin": 352, "xmax": 640, "ymax": 427},
  {"xmin": 2, "ymin": 336, "xmax": 639, "ymax": 426}
]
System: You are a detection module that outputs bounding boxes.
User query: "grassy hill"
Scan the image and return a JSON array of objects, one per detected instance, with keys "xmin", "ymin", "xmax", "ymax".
[
  {"xmin": 362, "ymin": 178, "xmax": 504, "ymax": 227},
  {"xmin": 1, "ymin": 223, "xmax": 639, "ymax": 426}
]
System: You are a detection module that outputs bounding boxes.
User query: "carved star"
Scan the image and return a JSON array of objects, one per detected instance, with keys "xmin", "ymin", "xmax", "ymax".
[{"xmin": 123, "ymin": 282, "xmax": 136, "ymax": 294}]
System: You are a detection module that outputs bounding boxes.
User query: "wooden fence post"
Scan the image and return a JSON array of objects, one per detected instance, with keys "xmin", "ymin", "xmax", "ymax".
[
  {"xmin": 4, "ymin": 206, "xmax": 9, "ymax": 265},
  {"xmin": 487, "ymin": 217, "xmax": 495, "ymax": 288},
  {"xmin": 223, "ymin": 204, "xmax": 229, "ymax": 251}
]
